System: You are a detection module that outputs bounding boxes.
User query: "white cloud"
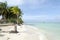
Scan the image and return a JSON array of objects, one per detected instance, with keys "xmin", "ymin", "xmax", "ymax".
[
  {"xmin": 23, "ymin": 15, "xmax": 60, "ymax": 22},
  {"xmin": 24, "ymin": 0, "xmax": 46, "ymax": 5},
  {"xmin": 0, "ymin": 0, "xmax": 6, "ymax": 2},
  {"xmin": 6, "ymin": 0, "xmax": 24, "ymax": 6},
  {"xmin": 0, "ymin": 0, "xmax": 47, "ymax": 7},
  {"xmin": 0, "ymin": 0, "xmax": 24, "ymax": 6},
  {"xmin": 23, "ymin": 15, "xmax": 48, "ymax": 20},
  {"xmin": 22, "ymin": 0, "xmax": 47, "ymax": 9}
]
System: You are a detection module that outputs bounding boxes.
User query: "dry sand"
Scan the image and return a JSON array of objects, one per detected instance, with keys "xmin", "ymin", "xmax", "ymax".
[{"xmin": 0, "ymin": 25, "xmax": 48, "ymax": 40}]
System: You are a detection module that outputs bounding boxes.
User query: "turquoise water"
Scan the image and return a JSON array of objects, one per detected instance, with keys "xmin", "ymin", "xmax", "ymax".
[{"xmin": 25, "ymin": 22, "xmax": 60, "ymax": 40}]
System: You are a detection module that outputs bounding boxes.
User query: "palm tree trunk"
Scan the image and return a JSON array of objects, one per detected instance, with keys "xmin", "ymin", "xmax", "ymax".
[
  {"xmin": 15, "ymin": 25, "xmax": 17, "ymax": 32},
  {"xmin": 14, "ymin": 14, "xmax": 18, "ymax": 33},
  {"xmin": 2, "ymin": 15, "xmax": 6, "ymax": 23}
]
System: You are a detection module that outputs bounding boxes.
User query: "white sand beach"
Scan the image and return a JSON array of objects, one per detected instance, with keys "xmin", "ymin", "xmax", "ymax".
[{"xmin": 0, "ymin": 25, "xmax": 48, "ymax": 40}]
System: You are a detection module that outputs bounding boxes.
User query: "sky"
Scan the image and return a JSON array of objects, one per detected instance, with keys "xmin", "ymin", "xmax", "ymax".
[{"xmin": 0, "ymin": 0, "xmax": 60, "ymax": 22}]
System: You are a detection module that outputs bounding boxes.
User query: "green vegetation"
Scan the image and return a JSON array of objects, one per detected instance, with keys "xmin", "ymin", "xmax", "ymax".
[
  {"xmin": 0, "ymin": 2, "xmax": 23, "ymax": 33},
  {"xmin": 0, "ymin": 2, "xmax": 23, "ymax": 25}
]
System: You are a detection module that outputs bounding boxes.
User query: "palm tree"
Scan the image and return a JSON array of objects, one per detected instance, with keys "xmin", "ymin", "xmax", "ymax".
[
  {"xmin": 0, "ymin": 2, "xmax": 8, "ymax": 23},
  {"xmin": 9, "ymin": 6, "xmax": 23, "ymax": 32},
  {"xmin": 0, "ymin": 2, "xmax": 23, "ymax": 33}
]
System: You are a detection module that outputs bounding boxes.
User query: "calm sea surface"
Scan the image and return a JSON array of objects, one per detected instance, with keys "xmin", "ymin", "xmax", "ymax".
[{"xmin": 25, "ymin": 22, "xmax": 60, "ymax": 40}]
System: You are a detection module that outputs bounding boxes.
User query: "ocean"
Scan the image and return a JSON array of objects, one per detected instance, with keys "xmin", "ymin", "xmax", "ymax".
[{"xmin": 25, "ymin": 22, "xmax": 60, "ymax": 40}]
